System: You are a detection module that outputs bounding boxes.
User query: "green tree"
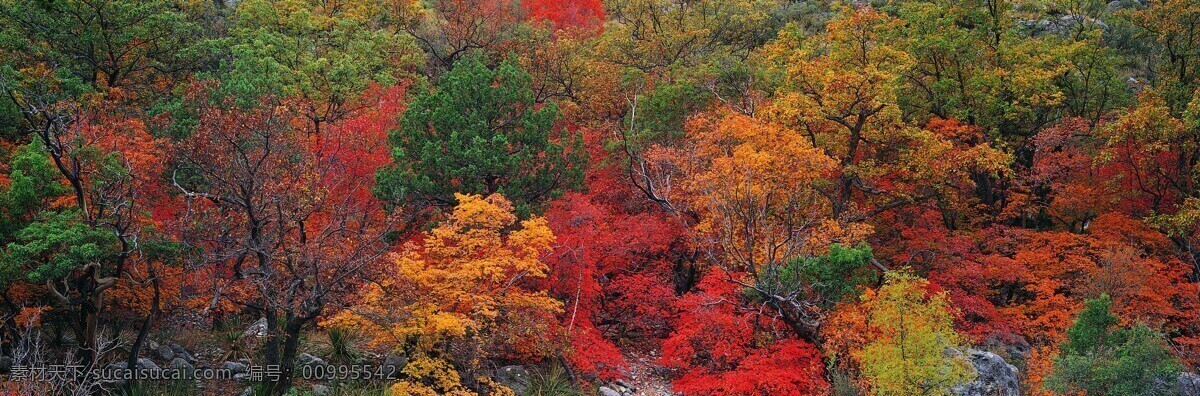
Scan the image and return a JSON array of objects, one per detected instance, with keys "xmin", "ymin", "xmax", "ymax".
[
  {"xmin": 750, "ymin": 244, "xmax": 879, "ymax": 310},
  {"xmin": 0, "ymin": 143, "xmax": 119, "ymax": 366},
  {"xmin": 375, "ymin": 56, "xmax": 584, "ymax": 216},
  {"xmin": 0, "ymin": 0, "xmax": 206, "ymax": 93},
  {"xmin": 1047, "ymin": 295, "xmax": 1183, "ymax": 396},
  {"xmin": 0, "ymin": 143, "xmax": 116, "ymax": 285},
  {"xmin": 223, "ymin": 0, "xmax": 422, "ymax": 133}
]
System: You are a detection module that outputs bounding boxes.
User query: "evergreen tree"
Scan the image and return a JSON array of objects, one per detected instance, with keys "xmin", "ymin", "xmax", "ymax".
[
  {"xmin": 1047, "ymin": 295, "xmax": 1182, "ymax": 396},
  {"xmin": 375, "ymin": 55, "xmax": 584, "ymax": 216}
]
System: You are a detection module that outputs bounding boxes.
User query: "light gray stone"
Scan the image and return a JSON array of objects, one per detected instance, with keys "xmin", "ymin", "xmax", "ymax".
[
  {"xmin": 153, "ymin": 344, "xmax": 175, "ymax": 361},
  {"xmin": 222, "ymin": 360, "xmax": 248, "ymax": 374},
  {"xmin": 170, "ymin": 343, "xmax": 197, "ymax": 363},
  {"xmin": 244, "ymin": 317, "xmax": 268, "ymax": 338},
  {"xmin": 298, "ymin": 353, "xmax": 326, "ymax": 369},
  {"xmin": 170, "ymin": 357, "xmax": 194, "ymax": 371},
  {"xmin": 952, "ymin": 349, "xmax": 1020, "ymax": 396}
]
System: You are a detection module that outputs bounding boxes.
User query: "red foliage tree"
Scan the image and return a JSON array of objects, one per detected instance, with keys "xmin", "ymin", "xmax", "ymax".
[
  {"xmin": 523, "ymin": 0, "xmax": 604, "ymax": 32},
  {"xmin": 172, "ymin": 83, "xmax": 397, "ymax": 393},
  {"xmin": 541, "ymin": 127, "xmax": 685, "ymax": 379},
  {"xmin": 661, "ymin": 272, "xmax": 830, "ymax": 395}
]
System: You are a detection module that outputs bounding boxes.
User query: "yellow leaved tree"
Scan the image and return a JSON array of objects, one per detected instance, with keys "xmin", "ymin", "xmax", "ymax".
[
  {"xmin": 826, "ymin": 271, "xmax": 975, "ymax": 396},
  {"xmin": 325, "ymin": 193, "xmax": 561, "ymax": 395}
]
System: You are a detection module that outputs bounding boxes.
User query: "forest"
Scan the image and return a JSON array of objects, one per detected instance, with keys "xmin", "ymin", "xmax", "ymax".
[{"xmin": 1, "ymin": 0, "xmax": 1199, "ymax": 395}]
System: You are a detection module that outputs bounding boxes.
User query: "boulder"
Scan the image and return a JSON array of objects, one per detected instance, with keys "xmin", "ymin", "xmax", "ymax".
[
  {"xmin": 312, "ymin": 384, "xmax": 331, "ymax": 396},
  {"xmin": 153, "ymin": 344, "xmax": 175, "ymax": 362},
  {"xmin": 383, "ymin": 353, "xmax": 407, "ymax": 379},
  {"xmin": 952, "ymin": 349, "xmax": 1020, "ymax": 396},
  {"xmin": 494, "ymin": 365, "xmax": 530, "ymax": 395},
  {"xmin": 222, "ymin": 360, "xmax": 248, "ymax": 375},
  {"xmin": 1181, "ymin": 372, "xmax": 1200, "ymax": 396},
  {"xmin": 170, "ymin": 343, "xmax": 197, "ymax": 363},
  {"xmin": 136, "ymin": 358, "xmax": 160, "ymax": 371},
  {"xmin": 244, "ymin": 317, "xmax": 268, "ymax": 338},
  {"xmin": 298, "ymin": 353, "xmax": 326, "ymax": 369},
  {"xmin": 238, "ymin": 387, "xmax": 254, "ymax": 396},
  {"xmin": 599, "ymin": 386, "xmax": 623, "ymax": 396},
  {"xmin": 170, "ymin": 357, "xmax": 194, "ymax": 371},
  {"xmin": 105, "ymin": 359, "xmax": 160, "ymax": 386},
  {"xmin": 104, "ymin": 357, "xmax": 159, "ymax": 372}
]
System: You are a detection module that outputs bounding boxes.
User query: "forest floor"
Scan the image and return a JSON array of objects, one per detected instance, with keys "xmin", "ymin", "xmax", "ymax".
[{"xmin": 621, "ymin": 351, "xmax": 674, "ymax": 396}]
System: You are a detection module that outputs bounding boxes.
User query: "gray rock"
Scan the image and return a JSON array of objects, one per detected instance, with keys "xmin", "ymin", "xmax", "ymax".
[
  {"xmin": 170, "ymin": 343, "xmax": 197, "ymax": 363},
  {"xmin": 222, "ymin": 360, "xmax": 248, "ymax": 374},
  {"xmin": 312, "ymin": 384, "xmax": 331, "ymax": 396},
  {"xmin": 1020, "ymin": 14, "xmax": 1108, "ymax": 37},
  {"xmin": 599, "ymin": 386, "xmax": 622, "ymax": 396},
  {"xmin": 383, "ymin": 353, "xmax": 407, "ymax": 379},
  {"xmin": 244, "ymin": 317, "xmax": 268, "ymax": 338},
  {"xmin": 136, "ymin": 358, "xmax": 160, "ymax": 371},
  {"xmin": 1181, "ymin": 372, "xmax": 1200, "ymax": 396},
  {"xmin": 238, "ymin": 387, "xmax": 253, "ymax": 396},
  {"xmin": 108, "ymin": 360, "xmax": 159, "ymax": 372},
  {"xmin": 153, "ymin": 344, "xmax": 175, "ymax": 361},
  {"xmin": 170, "ymin": 357, "xmax": 194, "ymax": 371},
  {"xmin": 298, "ymin": 353, "xmax": 326, "ymax": 369},
  {"xmin": 1107, "ymin": 0, "xmax": 1144, "ymax": 12},
  {"xmin": 952, "ymin": 349, "xmax": 1020, "ymax": 396},
  {"xmin": 0, "ymin": 356, "xmax": 11, "ymax": 374},
  {"xmin": 494, "ymin": 365, "xmax": 530, "ymax": 395},
  {"xmin": 105, "ymin": 358, "xmax": 161, "ymax": 385}
]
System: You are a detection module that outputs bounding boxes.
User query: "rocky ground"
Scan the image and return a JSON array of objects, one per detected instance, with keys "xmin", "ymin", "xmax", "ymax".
[{"xmin": 596, "ymin": 351, "xmax": 673, "ymax": 396}]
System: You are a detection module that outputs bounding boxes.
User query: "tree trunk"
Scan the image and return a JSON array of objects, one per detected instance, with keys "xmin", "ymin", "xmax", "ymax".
[
  {"xmin": 264, "ymin": 314, "xmax": 308, "ymax": 395},
  {"xmin": 1, "ymin": 292, "xmax": 23, "ymax": 356},
  {"xmin": 125, "ymin": 274, "xmax": 161, "ymax": 391}
]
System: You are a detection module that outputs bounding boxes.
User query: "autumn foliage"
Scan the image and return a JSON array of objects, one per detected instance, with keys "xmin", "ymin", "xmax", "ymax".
[{"xmin": 2, "ymin": 1, "xmax": 1200, "ymax": 395}]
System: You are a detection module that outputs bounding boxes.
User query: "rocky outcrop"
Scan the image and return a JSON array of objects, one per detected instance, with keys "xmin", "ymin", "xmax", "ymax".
[
  {"xmin": 952, "ymin": 349, "xmax": 1021, "ymax": 396},
  {"xmin": 1019, "ymin": 14, "xmax": 1108, "ymax": 37}
]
